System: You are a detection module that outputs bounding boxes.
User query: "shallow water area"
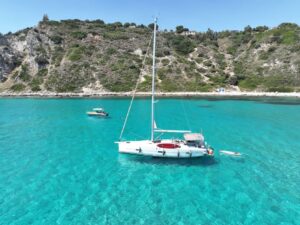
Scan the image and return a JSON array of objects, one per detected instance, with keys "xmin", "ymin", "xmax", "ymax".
[{"xmin": 0, "ymin": 97, "xmax": 299, "ymax": 225}]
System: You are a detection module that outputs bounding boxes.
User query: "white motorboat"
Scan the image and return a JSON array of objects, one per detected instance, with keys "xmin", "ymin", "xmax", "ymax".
[
  {"xmin": 87, "ymin": 108, "xmax": 109, "ymax": 117},
  {"xmin": 116, "ymin": 18, "xmax": 214, "ymax": 158}
]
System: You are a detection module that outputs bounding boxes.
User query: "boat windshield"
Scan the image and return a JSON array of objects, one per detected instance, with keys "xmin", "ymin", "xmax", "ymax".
[{"xmin": 93, "ymin": 108, "xmax": 104, "ymax": 112}]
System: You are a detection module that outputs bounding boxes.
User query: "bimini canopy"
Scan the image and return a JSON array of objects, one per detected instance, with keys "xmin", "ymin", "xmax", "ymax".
[
  {"xmin": 184, "ymin": 133, "xmax": 204, "ymax": 142},
  {"xmin": 93, "ymin": 108, "xmax": 104, "ymax": 111}
]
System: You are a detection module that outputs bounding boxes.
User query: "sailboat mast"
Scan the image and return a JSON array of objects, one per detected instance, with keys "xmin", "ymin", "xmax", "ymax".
[{"xmin": 151, "ymin": 18, "xmax": 157, "ymax": 141}]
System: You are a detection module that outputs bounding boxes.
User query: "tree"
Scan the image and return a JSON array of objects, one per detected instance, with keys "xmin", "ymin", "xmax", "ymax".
[
  {"xmin": 124, "ymin": 22, "xmax": 131, "ymax": 28},
  {"xmin": 228, "ymin": 75, "xmax": 239, "ymax": 85},
  {"xmin": 137, "ymin": 24, "xmax": 146, "ymax": 28},
  {"xmin": 176, "ymin": 25, "xmax": 184, "ymax": 33},
  {"xmin": 112, "ymin": 22, "xmax": 123, "ymax": 28},
  {"xmin": 253, "ymin": 26, "xmax": 269, "ymax": 32},
  {"xmin": 176, "ymin": 25, "xmax": 189, "ymax": 34},
  {"xmin": 170, "ymin": 36, "xmax": 195, "ymax": 55},
  {"xmin": 148, "ymin": 23, "xmax": 159, "ymax": 30},
  {"xmin": 244, "ymin": 25, "xmax": 252, "ymax": 33},
  {"xmin": 206, "ymin": 28, "xmax": 217, "ymax": 40},
  {"xmin": 42, "ymin": 14, "xmax": 49, "ymax": 22},
  {"xmin": 278, "ymin": 23, "xmax": 298, "ymax": 29},
  {"xmin": 95, "ymin": 19, "xmax": 105, "ymax": 25}
]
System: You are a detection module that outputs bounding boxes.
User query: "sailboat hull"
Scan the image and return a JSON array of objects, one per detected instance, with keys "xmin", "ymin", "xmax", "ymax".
[{"xmin": 116, "ymin": 140, "xmax": 212, "ymax": 158}]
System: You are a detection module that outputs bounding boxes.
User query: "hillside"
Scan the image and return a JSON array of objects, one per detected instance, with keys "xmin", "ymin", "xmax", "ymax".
[{"xmin": 1, "ymin": 18, "xmax": 300, "ymax": 93}]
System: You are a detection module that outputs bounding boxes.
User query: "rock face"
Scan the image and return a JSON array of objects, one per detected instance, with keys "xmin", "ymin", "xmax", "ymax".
[
  {"xmin": 0, "ymin": 35, "xmax": 22, "ymax": 82},
  {"xmin": 0, "ymin": 20, "xmax": 300, "ymax": 93}
]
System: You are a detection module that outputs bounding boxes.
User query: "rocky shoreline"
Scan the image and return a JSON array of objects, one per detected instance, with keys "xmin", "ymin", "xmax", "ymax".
[{"xmin": 1, "ymin": 91, "xmax": 300, "ymax": 98}]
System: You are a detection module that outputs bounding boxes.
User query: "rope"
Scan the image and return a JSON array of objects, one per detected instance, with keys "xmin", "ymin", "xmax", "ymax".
[{"xmin": 119, "ymin": 34, "xmax": 153, "ymax": 140}]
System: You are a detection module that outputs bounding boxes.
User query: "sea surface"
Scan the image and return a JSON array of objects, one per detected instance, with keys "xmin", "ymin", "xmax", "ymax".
[{"xmin": 0, "ymin": 97, "xmax": 299, "ymax": 225}]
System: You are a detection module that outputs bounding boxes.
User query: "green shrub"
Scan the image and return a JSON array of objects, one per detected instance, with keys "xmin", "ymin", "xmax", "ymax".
[
  {"xmin": 156, "ymin": 50, "xmax": 164, "ymax": 57},
  {"xmin": 238, "ymin": 76, "xmax": 263, "ymax": 90},
  {"xmin": 68, "ymin": 50, "xmax": 82, "ymax": 61},
  {"xmin": 233, "ymin": 61, "xmax": 244, "ymax": 75},
  {"xmin": 195, "ymin": 58, "xmax": 203, "ymax": 64},
  {"xmin": 30, "ymin": 77, "xmax": 43, "ymax": 92},
  {"xmin": 12, "ymin": 58, "xmax": 22, "ymax": 67},
  {"xmin": 268, "ymin": 46, "xmax": 276, "ymax": 53},
  {"xmin": 35, "ymin": 46, "xmax": 47, "ymax": 55},
  {"xmin": 227, "ymin": 46, "xmax": 237, "ymax": 55},
  {"xmin": 52, "ymin": 47, "xmax": 64, "ymax": 66},
  {"xmin": 209, "ymin": 75, "xmax": 227, "ymax": 84},
  {"xmin": 227, "ymin": 75, "xmax": 238, "ymax": 85},
  {"xmin": 185, "ymin": 81, "xmax": 213, "ymax": 92},
  {"xmin": 176, "ymin": 25, "xmax": 189, "ymax": 34},
  {"xmin": 281, "ymin": 30, "xmax": 299, "ymax": 45},
  {"xmin": 99, "ymin": 56, "xmax": 140, "ymax": 92},
  {"xmin": 160, "ymin": 79, "xmax": 181, "ymax": 91},
  {"xmin": 161, "ymin": 58, "xmax": 170, "ymax": 66},
  {"xmin": 71, "ymin": 31, "xmax": 87, "ymax": 39},
  {"xmin": 259, "ymin": 51, "xmax": 269, "ymax": 60},
  {"xmin": 263, "ymin": 75, "xmax": 294, "ymax": 91},
  {"xmin": 103, "ymin": 31, "xmax": 129, "ymax": 40},
  {"xmin": 19, "ymin": 64, "xmax": 31, "ymax": 81},
  {"xmin": 106, "ymin": 47, "xmax": 117, "ymax": 55},
  {"xmin": 62, "ymin": 20, "xmax": 80, "ymax": 29},
  {"xmin": 157, "ymin": 68, "xmax": 170, "ymax": 80},
  {"xmin": 35, "ymin": 55, "xmax": 49, "ymax": 65},
  {"xmin": 216, "ymin": 53, "xmax": 226, "ymax": 70},
  {"xmin": 30, "ymin": 85, "xmax": 41, "ymax": 92},
  {"xmin": 197, "ymin": 67, "xmax": 206, "ymax": 73},
  {"xmin": 45, "ymin": 68, "xmax": 92, "ymax": 92},
  {"xmin": 68, "ymin": 46, "xmax": 87, "ymax": 61},
  {"xmin": 138, "ymin": 76, "xmax": 152, "ymax": 91},
  {"xmin": 145, "ymin": 57, "xmax": 152, "ymax": 66},
  {"xmin": 10, "ymin": 83, "xmax": 26, "ymax": 92},
  {"xmin": 203, "ymin": 60, "xmax": 212, "ymax": 67},
  {"xmin": 168, "ymin": 35, "xmax": 195, "ymax": 55},
  {"xmin": 45, "ymin": 20, "xmax": 60, "ymax": 26},
  {"xmin": 36, "ymin": 68, "xmax": 48, "ymax": 76},
  {"xmin": 266, "ymin": 86, "xmax": 294, "ymax": 92},
  {"xmin": 50, "ymin": 35, "xmax": 63, "ymax": 44}
]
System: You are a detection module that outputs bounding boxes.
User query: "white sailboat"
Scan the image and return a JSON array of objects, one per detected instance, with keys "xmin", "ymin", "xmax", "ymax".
[{"xmin": 116, "ymin": 19, "xmax": 214, "ymax": 158}]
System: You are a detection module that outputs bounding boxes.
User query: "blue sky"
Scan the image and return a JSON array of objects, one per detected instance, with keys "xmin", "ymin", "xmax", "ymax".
[{"xmin": 1, "ymin": 0, "xmax": 300, "ymax": 33}]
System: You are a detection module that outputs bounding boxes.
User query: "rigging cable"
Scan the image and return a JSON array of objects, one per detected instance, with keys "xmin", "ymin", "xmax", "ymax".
[
  {"xmin": 119, "ymin": 34, "xmax": 153, "ymax": 140},
  {"xmin": 180, "ymin": 98, "xmax": 191, "ymax": 131}
]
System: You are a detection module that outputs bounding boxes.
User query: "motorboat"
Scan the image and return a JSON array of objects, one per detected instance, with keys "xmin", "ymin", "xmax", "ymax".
[{"xmin": 87, "ymin": 108, "xmax": 109, "ymax": 117}]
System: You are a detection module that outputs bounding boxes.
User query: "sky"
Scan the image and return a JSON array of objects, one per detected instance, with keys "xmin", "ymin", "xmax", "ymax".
[{"xmin": 0, "ymin": 0, "xmax": 300, "ymax": 34}]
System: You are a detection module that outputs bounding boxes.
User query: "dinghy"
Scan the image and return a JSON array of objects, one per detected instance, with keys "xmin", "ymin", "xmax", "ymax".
[{"xmin": 220, "ymin": 150, "xmax": 242, "ymax": 156}]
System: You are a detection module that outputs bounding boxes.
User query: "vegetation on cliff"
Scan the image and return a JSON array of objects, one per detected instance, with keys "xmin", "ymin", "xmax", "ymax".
[{"xmin": 0, "ymin": 18, "xmax": 300, "ymax": 92}]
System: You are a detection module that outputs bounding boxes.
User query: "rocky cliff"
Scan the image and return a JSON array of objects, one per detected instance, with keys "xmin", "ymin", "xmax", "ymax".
[{"xmin": 0, "ymin": 19, "xmax": 300, "ymax": 93}]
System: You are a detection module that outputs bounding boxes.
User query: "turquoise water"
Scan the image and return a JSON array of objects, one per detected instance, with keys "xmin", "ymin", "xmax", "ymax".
[{"xmin": 0, "ymin": 97, "xmax": 299, "ymax": 225}]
